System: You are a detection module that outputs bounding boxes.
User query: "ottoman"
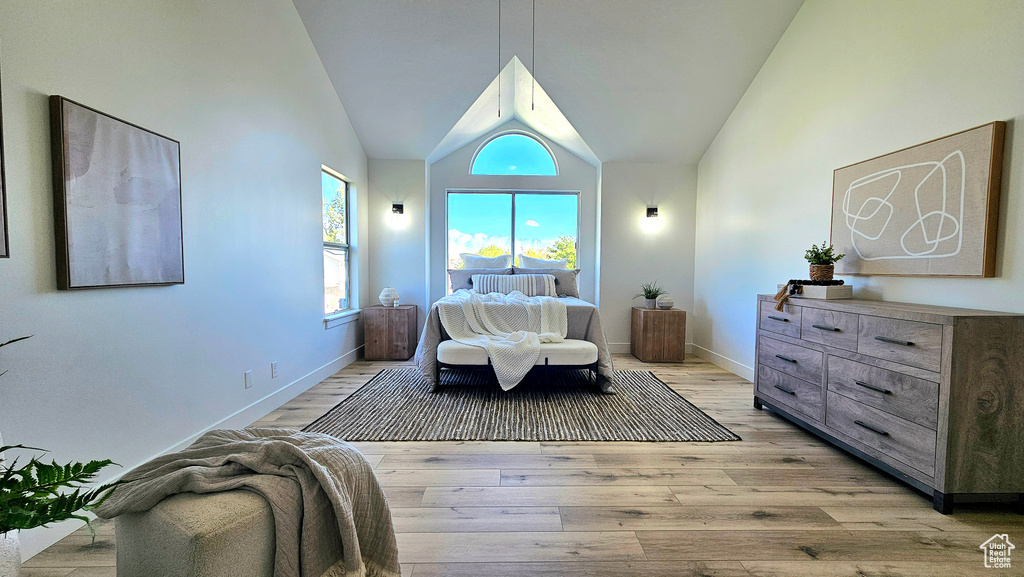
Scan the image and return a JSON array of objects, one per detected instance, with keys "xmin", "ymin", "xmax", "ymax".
[{"xmin": 114, "ymin": 490, "xmax": 274, "ymax": 577}]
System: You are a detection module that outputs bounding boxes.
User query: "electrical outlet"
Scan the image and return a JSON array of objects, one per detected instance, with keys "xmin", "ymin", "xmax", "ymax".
[
  {"xmin": 244, "ymin": 370, "xmax": 253, "ymax": 389},
  {"xmin": 271, "ymin": 362, "xmax": 278, "ymax": 379}
]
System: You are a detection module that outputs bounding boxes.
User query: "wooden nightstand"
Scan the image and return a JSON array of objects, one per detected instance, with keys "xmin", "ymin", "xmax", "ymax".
[
  {"xmin": 364, "ymin": 304, "xmax": 418, "ymax": 360},
  {"xmin": 631, "ymin": 307, "xmax": 686, "ymax": 362}
]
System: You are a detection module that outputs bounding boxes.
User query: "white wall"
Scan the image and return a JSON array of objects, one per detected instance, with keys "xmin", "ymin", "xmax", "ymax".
[
  {"xmin": 0, "ymin": 0, "xmax": 368, "ymax": 558},
  {"xmin": 427, "ymin": 121, "xmax": 600, "ymax": 304},
  {"xmin": 693, "ymin": 0, "xmax": 1024, "ymax": 379},
  {"xmin": 368, "ymin": 159, "xmax": 427, "ymax": 331},
  {"xmin": 600, "ymin": 162, "xmax": 697, "ymax": 352}
]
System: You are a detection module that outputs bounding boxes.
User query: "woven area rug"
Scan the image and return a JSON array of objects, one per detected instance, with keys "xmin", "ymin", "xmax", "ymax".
[{"xmin": 303, "ymin": 368, "xmax": 740, "ymax": 442}]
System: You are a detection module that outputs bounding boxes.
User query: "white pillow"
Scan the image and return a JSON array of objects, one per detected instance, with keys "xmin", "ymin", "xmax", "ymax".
[
  {"xmin": 471, "ymin": 273, "xmax": 558, "ymax": 297},
  {"xmin": 518, "ymin": 254, "xmax": 567, "ymax": 269},
  {"xmin": 460, "ymin": 253, "xmax": 512, "ymax": 269}
]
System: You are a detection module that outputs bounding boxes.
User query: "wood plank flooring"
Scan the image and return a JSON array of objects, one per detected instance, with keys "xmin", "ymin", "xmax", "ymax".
[{"xmin": 19, "ymin": 354, "xmax": 1022, "ymax": 576}]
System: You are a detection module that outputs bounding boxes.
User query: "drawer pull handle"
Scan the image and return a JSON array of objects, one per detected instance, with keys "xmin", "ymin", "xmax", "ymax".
[
  {"xmin": 855, "ymin": 380, "xmax": 892, "ymax": 395},
  {"xmin": 774, "ymin": 354, "xmax": 798, "ymax": 363},
  {"xmin": 812, "ymin": 323, "xmax": 840, "ymax": 332},
  {"xmin": 773, "ymin": 384, "xmax": 797, "ymax": 395},
  {"xmin": 767, "ymin": 315, "xmax": 789, "ymax": 322},
  {"xmin": 874, "ymin": 336, "xmax": 914, "ymax": 346},
  {"xmin": 853, "ymin": 419, "xmax": 890, "ymax": 436}
]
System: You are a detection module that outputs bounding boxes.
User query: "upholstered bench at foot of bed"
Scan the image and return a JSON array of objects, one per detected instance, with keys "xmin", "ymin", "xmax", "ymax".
[
  {"xmin": 435, "ymin": 339, "xmax": 599, "ymax": 391},
  {"xmin": 114, "ymin": 490, "xmax": 274, "ymax": 577}
]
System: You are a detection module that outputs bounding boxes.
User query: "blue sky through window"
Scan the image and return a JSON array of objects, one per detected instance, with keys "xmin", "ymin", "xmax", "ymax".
[
  {"xmin": 447, "ymin": 192, "xmax": 578, "ymax": 269},
  {"xmin": 471, "ymin": 134, "xmax": 557, "ymax": 175}
]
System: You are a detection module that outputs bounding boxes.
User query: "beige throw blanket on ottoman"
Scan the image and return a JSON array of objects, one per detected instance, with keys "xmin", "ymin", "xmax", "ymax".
[
  {"xmin": 436, "ymin": 289, "xmax": 568, "ymax": 390},
  {"xmin": 95, "ymin": 429, "xmax": 400, "ymax": 577}
]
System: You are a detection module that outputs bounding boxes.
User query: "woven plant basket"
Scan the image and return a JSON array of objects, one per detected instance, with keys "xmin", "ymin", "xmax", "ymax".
[{"xmin": 809, "ymin": 264, "xmax": 834, "ymax": 281}]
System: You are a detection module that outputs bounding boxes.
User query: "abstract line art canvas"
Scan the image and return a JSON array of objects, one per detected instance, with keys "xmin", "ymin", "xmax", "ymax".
[
  {"xmin": 50, "ymin": 96, "xmax": 184, "ymax": 289},
  {"xmin": 831, "ymin": 122, "xmax": 1005, "ymax": 277}
]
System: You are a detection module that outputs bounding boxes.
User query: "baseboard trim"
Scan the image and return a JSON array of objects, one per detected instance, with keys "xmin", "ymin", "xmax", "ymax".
[
  {"xmin": 608, "ymin": 343, "xmax": 694, "ymax": 355},
  {"xmin": 18, "ymin": 345, "xmax": 363, "ymax": 562},
  {"xmin": 691, "ymin": 344, "xmax": 754, "ymax": 382}
]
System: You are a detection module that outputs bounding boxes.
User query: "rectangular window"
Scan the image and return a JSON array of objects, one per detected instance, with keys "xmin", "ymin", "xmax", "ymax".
[
  {"xmin": 323, "ymin": 168, "xmax": 350, "ymax": 315},
  {"xmin": 446, "ymin": 191, "xmax": 578, "ymax": 280}
]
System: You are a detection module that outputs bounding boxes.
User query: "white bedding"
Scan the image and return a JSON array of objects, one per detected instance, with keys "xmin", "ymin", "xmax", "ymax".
[{"xmin": 435, "ymin": 289, "xmax": 568, "ymax": 390}]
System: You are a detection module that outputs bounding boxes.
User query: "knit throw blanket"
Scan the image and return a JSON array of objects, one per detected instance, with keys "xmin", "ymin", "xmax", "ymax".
[
  {"xmin": 436, "ymin": 289, "xmax": 568, "ymax": 390},
  {"xmin": 95, "ymin": 429, "xmax": 401, "ymax": 577}
]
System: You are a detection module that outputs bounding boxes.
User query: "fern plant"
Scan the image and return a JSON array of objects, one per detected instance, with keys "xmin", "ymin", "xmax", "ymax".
[
  {"xmin": 0, "ymin": 335, "xmax": 31, "ymax": 379},
  {"xmin": 1, "ymin": 335, "xmax": 121, "ymax": 538},
  {"xmin": 804, "ymin": 241, "xmax": 845, "ymax": 265},
  {"xmin": 0, "ymin": 447, "xmax": 120, "ymax": 536},
  {"xmin": 634, "ymin": 281, "xmax": 668, "ymax": 300}
]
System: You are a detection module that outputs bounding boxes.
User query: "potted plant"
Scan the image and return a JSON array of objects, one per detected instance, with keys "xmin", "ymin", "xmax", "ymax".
[
  {"xmin": 804, "ymin": 241, "xmax": 845, "ymax": 281},
  {"xmin": 634, "ymin": 281, "xmax": 668, "ymax": 310},
  {"xmin": 1, "ymin": 336, "xmax": 120, "ymax": 576}
]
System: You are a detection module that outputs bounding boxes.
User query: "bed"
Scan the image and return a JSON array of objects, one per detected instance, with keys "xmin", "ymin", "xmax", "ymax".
[{"xmin": 414, "ymin": 296, "xmax": 616, "ymax": 393}]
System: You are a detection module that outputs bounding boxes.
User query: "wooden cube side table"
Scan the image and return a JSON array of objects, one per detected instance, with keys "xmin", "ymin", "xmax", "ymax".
[
  {"xmin": 364, "ymin": 304, "xmax": 418, "ymax": 360},
  {"xmin": 631, "ymin": 307, "xmax": 686, "ymax": 362}
]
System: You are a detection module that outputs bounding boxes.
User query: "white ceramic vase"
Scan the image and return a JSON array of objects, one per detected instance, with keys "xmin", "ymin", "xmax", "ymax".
[
  {"xmin": 0, "ymin": 532, "xmax": 19, "ymax": 577},
  {"xmin": 657, "ymin": 296, "xmax": 675, "ymax": 310},
  {"xmin": 378, "ymin": 287, "xmax": 399, "ymax": 307}
]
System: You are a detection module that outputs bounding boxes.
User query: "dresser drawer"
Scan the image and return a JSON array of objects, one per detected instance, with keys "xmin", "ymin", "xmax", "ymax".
[
  {"xmin": 759, "ymin": 300, "xmax": 801, "ymax": 338},
  {"xmin": 758, "ymin": 335, "xmax": 823, "ymax": 384},
  {"xmin": 801, "ymin": 307, "xmax": 858, "ymax": 351},
  {"xmin": 826, "ymin": 392, "xmax": 937, "ymax": 477},
  {"xmin": 857, "ymin": 315, "xmax": 943, "ymax": 372},
  {"xmin": 827, "ymin": 356, "xmax": 939, "ymax": 429},
  {"xmin": 758, "ymin": 366, "xmax": 823, "ymax": 422}
]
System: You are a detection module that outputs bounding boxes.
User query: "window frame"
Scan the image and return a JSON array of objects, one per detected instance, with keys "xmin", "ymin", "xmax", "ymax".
[
  {"xmin": 322, "ymin": 165, "xmax": 352, "ymax": 317},
  {"xmin": 444, "ymin": 189, "xmax": 581, "ymax": 281},
  {"xmin": 469, "ymin": 130, "xmax": 560, "ymax": 176}
]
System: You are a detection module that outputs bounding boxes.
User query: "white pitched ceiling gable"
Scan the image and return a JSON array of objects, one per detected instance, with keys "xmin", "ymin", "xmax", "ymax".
[
  {"xmin": 293, "ymin": 0, "xmax": 804, "ymax": 163},
  {"xmin": 428, "ymin": 56, "xmax": 599, "ymax": 166}
]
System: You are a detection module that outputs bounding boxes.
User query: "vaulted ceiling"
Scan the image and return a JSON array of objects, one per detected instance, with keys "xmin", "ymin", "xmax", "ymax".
[{"xmin": 293, "ymin": 0, "xmax": 804, "ymax": 164}]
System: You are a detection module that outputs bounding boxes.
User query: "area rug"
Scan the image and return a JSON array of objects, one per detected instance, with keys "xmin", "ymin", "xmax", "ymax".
[{"xmin": 303, "ymin": 368, "xmax": 740, "ymax": 442}]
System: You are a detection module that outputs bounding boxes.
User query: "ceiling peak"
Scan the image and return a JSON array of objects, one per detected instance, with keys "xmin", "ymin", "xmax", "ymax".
[{"xmin": 427, "ymin": 56, "xmax": 600, "ymax": 166}]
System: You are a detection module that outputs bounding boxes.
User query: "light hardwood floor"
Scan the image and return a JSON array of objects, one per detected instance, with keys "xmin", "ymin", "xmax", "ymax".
[{"xmin": 20, "ymin": 354, "xmax": 1022, "ymax": 576}]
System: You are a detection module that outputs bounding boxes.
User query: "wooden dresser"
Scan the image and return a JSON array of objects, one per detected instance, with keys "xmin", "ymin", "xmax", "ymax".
[
  {"xmin": 364, "ymin": 304, "xmax": 418, "ymax": 361},
  {"xmin": 754, "ymin": 294, "xmax": 1024, "ymax": 513},
  {"xmin": 631, "ymin": 307, "xmax": 686, "ymax": 362}
]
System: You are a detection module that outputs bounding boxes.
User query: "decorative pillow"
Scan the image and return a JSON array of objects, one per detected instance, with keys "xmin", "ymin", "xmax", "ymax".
[
  {"xmin": 449, "ymin": 268, "xmax": 512, "ymax": 291},
  {"xmin": 471, "ymin": 273, "xmax": 558, "ymax": 297},
  {"xmin": 514, "ymin": 268, "xmax": 581, "ymax": 298},
  {"xmin": 460, "ymin": 253, "xmax": 512, "ymax": 269},
  {"xmin": 517, "ymin": 254, "xmax": 567, "ymax": 269}
]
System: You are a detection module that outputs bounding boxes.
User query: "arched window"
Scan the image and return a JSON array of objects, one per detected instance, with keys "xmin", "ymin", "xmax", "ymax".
[{"xmin": 470, "ymin": 133, "xmax": 558, "ymax": 176}]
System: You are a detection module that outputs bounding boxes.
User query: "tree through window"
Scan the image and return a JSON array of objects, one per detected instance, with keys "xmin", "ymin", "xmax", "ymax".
[
  {"xmin": 323, "ymin": 168, "xmax": 350, "ymax": 314},
  {"xmin": 447, "ymin": 192, "xmax": 578, "ymax": 274}
]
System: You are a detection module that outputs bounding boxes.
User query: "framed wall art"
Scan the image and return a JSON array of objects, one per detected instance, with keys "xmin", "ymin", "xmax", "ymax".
[
  {"xmin": 50, "ymin": 96, "xmax": 184, "ymax": 289},
  {"xmin": 830, "ymin": 122, "xmax": 1005, "ymax": 277}
]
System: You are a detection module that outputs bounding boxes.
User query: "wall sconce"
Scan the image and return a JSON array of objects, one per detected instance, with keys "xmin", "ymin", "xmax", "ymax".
[
  {"xmin": 388, "ymin": 202, "xmax": 408, "ymax": 230},
  {"xmin": 641, "ymin": 204, "xmax": 661, "ymax": 233}
]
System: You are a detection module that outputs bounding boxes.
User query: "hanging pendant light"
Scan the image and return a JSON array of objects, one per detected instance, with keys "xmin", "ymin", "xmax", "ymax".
[
  {"xmin": 532, "ymin": 0, "xmax": 536, "ymax": 110},
  {"xmin": 493, "ymin": 0, "xmax": 497, "ymax": 117}
]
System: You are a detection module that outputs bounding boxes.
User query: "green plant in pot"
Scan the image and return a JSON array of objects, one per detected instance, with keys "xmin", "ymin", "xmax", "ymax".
[
  {"xmin": 0, "ymin": 336, "xmax": 120, "ymax": 576},
  {"xmin": 804, "ymin": 241, "xmax": 845, "ymax": 281},
  {"xmin": 634, "ymin": 281, "xmax": 668, "ymax": 310}
]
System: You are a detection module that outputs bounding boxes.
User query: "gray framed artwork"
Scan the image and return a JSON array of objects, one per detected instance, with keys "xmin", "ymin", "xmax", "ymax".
[
  {"xmin": 50, "ymin": 96, "xmax": 184, "ymax": 289},
  {"xmin": 0, "ymin": 59, "xmax": 8, "ymax": 258},
  {"xmin": 831, "ymin": 122, "xmax": 1005, "ymax": 277}
]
